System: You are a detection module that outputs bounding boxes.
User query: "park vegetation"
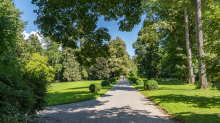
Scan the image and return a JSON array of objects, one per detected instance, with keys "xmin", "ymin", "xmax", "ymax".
[
  {"xmin": 133, "ymin": 0, "xmax": 220, "ymax": 88},
  {"xmin": 1, "ymin": 0, "xmax": 136, "ymax": 122},
  {"xmin": 1, "ymin": 0, "xmax": 220, "ymax": 122}
]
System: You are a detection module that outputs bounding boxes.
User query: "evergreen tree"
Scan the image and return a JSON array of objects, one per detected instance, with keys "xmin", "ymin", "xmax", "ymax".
[
  {"xmin": 28, "ymin": 33, "xmax": 44, "ymax": 55},
  {"xmin": 92, "ymin": 57, "xmax": 110, "ymax": 80},
  {"xmin": 62, "ymin": 48, "xmax": 81, "ymax": 81},
  {"xmin": 44, "ymin": 37, "xmax": 63, "ymax": 81},
  {"xmin": 133, "ymin": 23, "xmax": 161, "ymax": 79}
]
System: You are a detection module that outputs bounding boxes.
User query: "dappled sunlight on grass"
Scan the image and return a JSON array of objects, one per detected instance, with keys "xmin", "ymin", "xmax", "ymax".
[
  {"xmin": 47, "ymin": 80, "xmax": 117, "ymax": 106},
  {"xmin": 131, "ymin": 79, "xmax": 220, "ymax": 123}
]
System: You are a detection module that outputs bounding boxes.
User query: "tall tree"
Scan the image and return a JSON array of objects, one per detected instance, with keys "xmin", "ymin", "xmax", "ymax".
[
  {"xmin": 31, "ymin": 0, "xmax": 143, "ymax": 67},
  {"xmin": 44, "ymin": 37, "xmax": 63, "ymax": 81},
  {"xmin": 62, "ymin": 48, "xmax": 81, "ymax": 81},
  {"xmin": 28, "ymin": 33, "xmax": 44, "ymax": 55},
  {"xmin": 91, "ymin": 57, "xmax": 110, "ymax": 80},
  {"xmin": 184, "ymin": 8, "xmax": 195, "ymax": 83},
  {"xmin": 108, "ymin": 36, "xmax": 131, "ymax": 77},
  {"xmin": 195, "ymin": 0, "xmax": 208, "ymax": 88}
]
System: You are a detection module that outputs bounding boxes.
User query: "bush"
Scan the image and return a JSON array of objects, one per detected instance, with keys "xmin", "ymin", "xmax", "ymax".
[
  {"xmin": 89, "ymin": 83, "xmax": 102, "ymax": 93},
  {"xmin": 136, "ymin": 79, "xmax": 144, "ymax": 85},
  {"xmin": 0, "ymin": 53, "xmax": 54, "ymax": 122},
  {"xmin": 116, "ymin": 77, "xmax": 119, "ymax": 80},
  {"xmin": 130, "ymin": 77, "xmax": 138, "ymax": 83},
  {"xmin": 109, "ymin": 77, "xmax": 116, "ymax": 83},
  {"xmin": 101, "ymin": 80, "xmax": 111, "ymax": 86},
  {"xmin": 144, "ymin": 80, "xmax": 158, "ymax": 91}
]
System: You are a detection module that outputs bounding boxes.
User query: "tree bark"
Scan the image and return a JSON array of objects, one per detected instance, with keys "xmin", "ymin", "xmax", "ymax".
[
  {"xmin": 195, "ymin": 0, "xmax": 209, "ymax": 89},
  {"xmin": 184, "ymin": 8, "xmax": 195, "ymax": 84}
]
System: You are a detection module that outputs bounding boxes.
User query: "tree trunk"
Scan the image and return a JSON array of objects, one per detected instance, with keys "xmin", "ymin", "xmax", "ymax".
[
  {"xmin": 195, "ymin": 0, "xmax": 208, "ymax": 89},
  {"xmin": 184, "ymin": 8, "xmax": 195, "ymax": 84}
]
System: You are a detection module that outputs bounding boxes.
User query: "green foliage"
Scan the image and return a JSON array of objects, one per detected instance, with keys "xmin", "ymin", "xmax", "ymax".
[
  {"xmin": 129, "ymin": 56, "xmax": 139, "ymax": 78},
  {"xmin": 23, "ymin": 53, "xmax": 54, "ymax": 115},
  {"xmin": 195, "ymin": 81, "xmax": 215, "ymax": 89},
  {"xmin": 116, "ymin": 77, "xmax": 119, "ymax": 80},
  {"xmin": 89, "ymin": 83, "xmax": 102, "ymax": 93},
  {"xmin": 133, "ymin": 24, "xmax": 160, "ymax": 79},
  {"xmin": 47, "ymin": 80, "xmax": 117, "ymax": 106},
  {"xmin": 109, "ymin": 77, "xmax": 117, "ymax": 83},
  {"xmin": 81, "ymin": 68, "xmax": 88, "ymax": 80},
  {"xmin": 129, "ymin": 77, "xmax": 138, "ymax": 83},
  {"xmin": 131, "ymin": 79, "xmax": 220, "ymax": 123},
  {"xmin": 144, "ymin": 80, "xmax": 158, "ymax": 91},
  {"xmin": 44, "ymin": 37, "xmax": 63, "ymax": 81},
  {"xmin": 24, "ymin": 53, "xmax": 55, "ymax": 83},
  {"xmin": 108, "ymin": 36, "xmax": 132, "ymax": 76},
  {"xmin": 136, "ymin": 79, "xmax": 144, "ymax": 85},
  {"xmin": 62, "ymin": 48, "xmax": 81, "ymax": 81},
  {"xmin": 101, "ymin": 80, "xmax": 111, "ymax": 86},
  {"xmin": 0, "ymin": 1, "xmax": 47, "ymax": 121},
  {"xmin": 89, "ymin": 57, "xmax": 110, "ymax": 80},
  {"xmin": 31, "ymin": 0, "xmax": 143, "ymax": 67},
  {"xmin": 28, "ymin": 33, "xmax": 44, "ymax": 55}
]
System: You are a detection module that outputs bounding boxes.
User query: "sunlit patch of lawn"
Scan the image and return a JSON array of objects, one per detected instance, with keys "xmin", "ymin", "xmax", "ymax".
[
  {"xmin": 47, "ymin": 80, "xmax": 117, "ymax": 106},
  {"xmin": 130, "ymin": 79, "xmax": 220, "ymax": 123}
]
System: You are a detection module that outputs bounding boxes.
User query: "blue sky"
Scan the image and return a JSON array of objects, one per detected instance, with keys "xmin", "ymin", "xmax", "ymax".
[{"xmin": 14, "ymin": 0, "xmax": 145, "ymax": 57}]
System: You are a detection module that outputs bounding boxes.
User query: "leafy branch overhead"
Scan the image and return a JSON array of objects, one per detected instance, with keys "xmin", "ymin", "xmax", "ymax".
[{"xmin": 31, "ymin": 0, "xmax": 143, "ymax": 66}]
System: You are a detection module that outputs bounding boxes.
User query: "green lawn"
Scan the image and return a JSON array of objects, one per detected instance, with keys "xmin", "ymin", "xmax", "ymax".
[
  {"xmin": 47, "ymin": 80, "xmax": 117, "ymax": 106},
  {"xmin": 130, "ymin": 79, "xmax": 220, "ymax": 123}
]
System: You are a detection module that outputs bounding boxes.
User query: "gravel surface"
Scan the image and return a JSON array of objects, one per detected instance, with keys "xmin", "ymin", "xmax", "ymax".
[{"xmin": 37, "ymin": 79, "xmax": 173, "ymax": 123}]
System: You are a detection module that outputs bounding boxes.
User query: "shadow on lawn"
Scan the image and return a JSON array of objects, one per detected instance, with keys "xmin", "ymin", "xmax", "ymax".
[
  {"xmin": 174, "ymin": 112, "xmax": 220, "ymax": 123},
  {"xmin": 48, "ymin": 90, "xmax": 113, "ymax": 106},
  {"xmin": 64, "ymin": 86, "xmax": 89, "ymax": 90},
  {"xmin": 157, "ymin": 80, "xmax": 186, "ymax": 85},
  {"xmin": 148, "ymin": 94, "xmax": 220, "ymax": 108}
]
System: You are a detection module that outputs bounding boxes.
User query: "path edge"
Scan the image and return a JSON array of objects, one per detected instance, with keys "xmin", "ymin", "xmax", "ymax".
[{"xmin": 127, "ymin": 80, "xmax": 181, "ymax": 123}]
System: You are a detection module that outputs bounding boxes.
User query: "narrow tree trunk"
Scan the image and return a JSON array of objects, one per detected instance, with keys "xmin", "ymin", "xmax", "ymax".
[
  {"xmin": 195, "ymin": 0, "xmax": 208, "ymax": 89},
  {"xmin": 184, "ymin": 8, "xmax": 195, "ymax": 84}
]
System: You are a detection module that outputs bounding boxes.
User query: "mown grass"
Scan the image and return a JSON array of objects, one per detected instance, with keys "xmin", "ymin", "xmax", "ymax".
[
  {"xmin": 130, "ymin": 79, "xmax": 220, "ymax": 123},
  {"xmin": 47, "ymin": 80, "xmax": 118, "ymax": 106}
]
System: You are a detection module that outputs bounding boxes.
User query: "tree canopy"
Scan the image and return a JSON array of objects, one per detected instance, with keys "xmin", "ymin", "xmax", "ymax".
[{"xmin": 31, "ymin": 0, "xmax": 143, "ymax": 66}]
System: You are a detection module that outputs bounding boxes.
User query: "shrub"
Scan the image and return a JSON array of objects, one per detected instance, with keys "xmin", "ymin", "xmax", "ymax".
[
  {"xmin": 89, "ymin": 83, "xmax": 102, "ymax": 93},
  {"xmin": 130, "ymin": 78, "xmax": 138, "ymax": 83},
  {"xmin": 136, "ymin": 79, "xmax": 144, "ymax": 85},
  {"xmin": 144, "ymin": 80, "xmax": 158, "ymax": 91},
  {"xmin": 101, "ymin": 80, "xmax": 111, "ymax": 86},
  {"xmin": 109, "ymin": 77, "xmax": 116, "ymax": 83},
  {"xmin": 116, "ymin": 77, "xmax": 119, "ymax": 80}
]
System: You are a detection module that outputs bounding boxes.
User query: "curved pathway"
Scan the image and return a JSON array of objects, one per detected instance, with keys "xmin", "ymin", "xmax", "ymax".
[{"xmin": 37, "ymin": 79, "xmax": 173, "ymax": 123}]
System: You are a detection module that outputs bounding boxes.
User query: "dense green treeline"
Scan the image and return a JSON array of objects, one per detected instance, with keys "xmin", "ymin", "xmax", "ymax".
[
  {"xmin": 133, "ymin": 0, "xmax": 220, "ymax": 88},
  {"xmin": 1, "ymin": 1, "xmax": 134, "ymax": 121}
]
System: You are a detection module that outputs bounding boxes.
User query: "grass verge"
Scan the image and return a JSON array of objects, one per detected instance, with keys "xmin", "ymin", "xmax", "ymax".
[
  {"xmin": 130, "ymin": 79, "xmax": 220, "ymax": 123},
  {"xmin": 47, "ymin": 80, "xmax": 118, "ymax": 106}
]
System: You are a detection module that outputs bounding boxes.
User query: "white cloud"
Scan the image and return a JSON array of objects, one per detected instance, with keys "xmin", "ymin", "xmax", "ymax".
[
  {"xmin": 22, "ymin": 30, "xmax": 45, "ymax": 48},
  {"xmin": 21, "ymin": 30, "xmax": 62, "ymax": 51},
  {"xmin": 22, "ymin": 30, "xmax": 43, "ymax": 41}
]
